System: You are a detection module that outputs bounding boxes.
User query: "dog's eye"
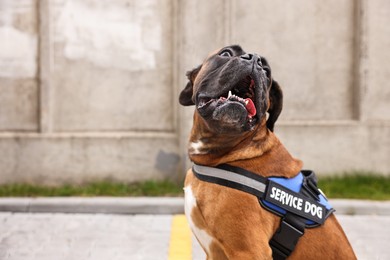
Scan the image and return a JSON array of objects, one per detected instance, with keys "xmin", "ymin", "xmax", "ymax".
[{"xmin": 219, "ymin": 50, "xmax": 232, "ymax": 57}]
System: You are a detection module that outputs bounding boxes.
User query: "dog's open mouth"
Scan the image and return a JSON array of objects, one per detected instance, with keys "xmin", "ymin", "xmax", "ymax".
[{"xmin": 198, "ymin": 75, "xmax": 257, "ymax": 121}]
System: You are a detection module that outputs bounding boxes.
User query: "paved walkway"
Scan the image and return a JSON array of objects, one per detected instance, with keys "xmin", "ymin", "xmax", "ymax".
[
  {"xmin": 1, "ymin": 198, "xmax": 389, "ymax": 259},
  {"xmin": 1, "ymin": 212, "xmax": 389, "ymax": 260}
]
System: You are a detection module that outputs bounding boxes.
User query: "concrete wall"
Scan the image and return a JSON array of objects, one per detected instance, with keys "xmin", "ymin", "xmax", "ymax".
[{"xmin": 0, "ymin": 0, "xmax": 389, "ymax": 185}]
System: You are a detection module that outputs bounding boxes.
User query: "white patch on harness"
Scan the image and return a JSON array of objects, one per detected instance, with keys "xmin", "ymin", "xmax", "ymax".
[{"xmin": 184, "ymin": 185, "xmax": 212, "ymax": 255}]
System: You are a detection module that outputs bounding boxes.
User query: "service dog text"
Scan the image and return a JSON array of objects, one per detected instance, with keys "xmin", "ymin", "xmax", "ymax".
[{"xmin": 269, "ymin": 186, "xmax": 323, "ymax": 219}]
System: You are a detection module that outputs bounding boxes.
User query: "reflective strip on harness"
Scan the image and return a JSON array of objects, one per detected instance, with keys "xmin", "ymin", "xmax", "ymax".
[
  {"xmin": 193, "ymin": 164, "xmax": 266, "ymax": 196},
  {"xmin": 192, "ymin": 163, "xmax": 334, "ymax": 227}
]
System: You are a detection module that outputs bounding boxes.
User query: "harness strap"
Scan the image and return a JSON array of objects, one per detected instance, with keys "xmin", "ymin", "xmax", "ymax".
[
  {"xmin": 270, "ymin": 213, "xmax": 306, "ymax": 259},
  {"xmin": 193, "ymin": 164, "xmax": 267, "ymax": 198},
  {"xmin": 192, "ymin": 163, "xmax": 332, "ymax": 260},
  {"xmin": 301, "ymin": 170, "xmax": 321, "ymax": 200}
]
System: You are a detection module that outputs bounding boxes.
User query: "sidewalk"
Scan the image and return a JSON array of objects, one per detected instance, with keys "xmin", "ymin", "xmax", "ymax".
[{"xmin": 0, "ymin": 198, "xmax": 389, "ymax": 260}]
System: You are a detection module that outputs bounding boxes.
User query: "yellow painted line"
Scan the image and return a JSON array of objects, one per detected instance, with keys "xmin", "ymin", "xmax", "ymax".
[{"xmin": 168, "ymin": 214, "xmax": 192, "ymax": 260}]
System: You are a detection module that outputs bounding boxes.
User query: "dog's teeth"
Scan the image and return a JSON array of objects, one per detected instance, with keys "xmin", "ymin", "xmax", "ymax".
[
  {"xmin": 228, "ymin": 90, "xmax": 232, "ymax": 98},
  {"xmin": 245, "ymin": 100, "xmax": 249, "ymax": 105}
]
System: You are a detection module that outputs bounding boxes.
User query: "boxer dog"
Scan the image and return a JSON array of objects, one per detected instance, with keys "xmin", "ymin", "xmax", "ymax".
[{"xmin": 179, "ymin": 45, "xmax": 356, "ymax": 259}]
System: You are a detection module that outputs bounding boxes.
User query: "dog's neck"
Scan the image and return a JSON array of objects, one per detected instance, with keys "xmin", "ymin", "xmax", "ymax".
[{"xmin": 188, "ymin": 113, "xmax": 303, "ymax": 178}]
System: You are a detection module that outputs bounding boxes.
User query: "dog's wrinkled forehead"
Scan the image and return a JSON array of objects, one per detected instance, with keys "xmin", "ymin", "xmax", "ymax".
[
  {"xmin": 202, "ymin": 45, "xmax": 246, "ymax": 67},
  {"xmin": 193, "ymin": 45, "xmax": 247, "ymax": 84},
  {"xmin": 207, "ymin": 45, "xmax": 246, "ymax": 58}
]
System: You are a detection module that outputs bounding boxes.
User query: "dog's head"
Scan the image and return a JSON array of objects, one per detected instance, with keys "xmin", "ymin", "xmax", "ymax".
[{"xmin": 179, "ymin": 45, "xmax": 283, "ymax": 134}]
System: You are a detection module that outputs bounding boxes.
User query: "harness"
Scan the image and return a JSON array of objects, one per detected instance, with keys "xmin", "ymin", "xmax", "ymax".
[{"xmin": 192, "ymin": 163, "xmax": 334, "ymax": 260}]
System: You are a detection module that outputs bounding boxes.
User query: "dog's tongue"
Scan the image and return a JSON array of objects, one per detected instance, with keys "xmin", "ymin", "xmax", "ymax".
[{"xmin": 245, "ymin": 98, "xmax": 256, "ymax": 117}]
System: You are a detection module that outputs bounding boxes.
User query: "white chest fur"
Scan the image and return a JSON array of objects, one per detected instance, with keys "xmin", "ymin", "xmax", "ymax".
[{"xmin": 184, "ymin": 185, "xmax": 213, "ymax": 255}]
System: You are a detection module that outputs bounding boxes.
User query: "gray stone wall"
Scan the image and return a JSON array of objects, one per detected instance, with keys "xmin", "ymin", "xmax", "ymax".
[{"xmin": 0, "ymin": 0, "xmax": 389, "ymax": 185}]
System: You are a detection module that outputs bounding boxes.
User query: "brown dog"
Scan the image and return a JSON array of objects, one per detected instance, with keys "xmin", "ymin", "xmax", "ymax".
[{"xmin": 179, "ymin": 45, "xmax": 356, "ymax": 259}]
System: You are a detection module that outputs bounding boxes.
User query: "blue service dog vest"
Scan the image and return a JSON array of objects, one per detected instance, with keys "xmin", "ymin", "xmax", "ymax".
[{"xmin": 192, "ymin": 164, "xmax": 334, "ymax": 259}]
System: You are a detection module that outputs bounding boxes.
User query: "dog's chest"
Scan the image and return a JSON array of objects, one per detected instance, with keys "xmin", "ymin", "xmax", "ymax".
[{"xmin": 184, "ymin": 185, "xmax": 213, "ymax": 254}]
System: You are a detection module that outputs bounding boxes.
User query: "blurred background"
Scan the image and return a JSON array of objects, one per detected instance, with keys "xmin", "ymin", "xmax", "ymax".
[{"xmin": 0, "ymin": 0, "xmax": 389, "ymax": 186}]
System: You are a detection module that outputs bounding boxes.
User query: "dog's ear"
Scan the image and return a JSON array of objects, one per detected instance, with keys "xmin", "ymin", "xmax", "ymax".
[
  {"xmin": 179, "ymin": 65, "xmax": 202, "ymax": 106},
  {"xmin": 267, "ymin": 79, "xmax": 283, "ymax": 132}
]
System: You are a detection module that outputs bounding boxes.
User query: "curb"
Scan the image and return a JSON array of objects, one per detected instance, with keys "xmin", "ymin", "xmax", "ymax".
[
  {"xmin": 0, "ymin": 197, "xmax": 184, "ymax": 215},
  {"xmin": 330, "ymin": 199, "xmax": 390, "ymax": 216},
  {"xmin": 0, "ymin": 197, "xmax": 389, "ymax": 215}
]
